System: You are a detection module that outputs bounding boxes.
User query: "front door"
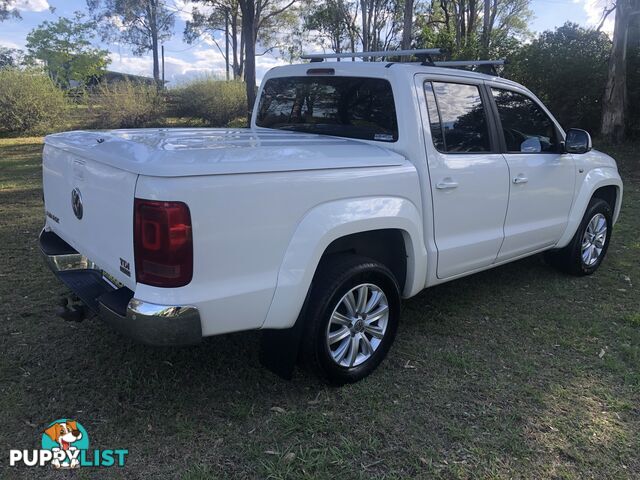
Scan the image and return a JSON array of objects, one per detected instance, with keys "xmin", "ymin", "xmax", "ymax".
[
  {"xmin": 419, "ymin": 78, "xmax": 510, "ymax": 278},
  {"xmin": 488, "ymin": 87, "xmax": 576, "ymax": 261}
]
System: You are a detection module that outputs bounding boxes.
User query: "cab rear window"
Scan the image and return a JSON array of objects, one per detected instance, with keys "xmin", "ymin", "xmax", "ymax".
[{"xmin": 256, "ymin": 76, "xmax": 398, "ymax": 142}]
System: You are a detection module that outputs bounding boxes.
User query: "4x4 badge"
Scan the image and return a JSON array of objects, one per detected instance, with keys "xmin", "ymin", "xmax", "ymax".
[{"xmin": 71, "ymin": 188, "xmax": 83, "ymax": 220}]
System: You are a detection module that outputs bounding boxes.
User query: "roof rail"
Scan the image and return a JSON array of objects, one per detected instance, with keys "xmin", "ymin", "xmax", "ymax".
[{"xmin": 300, "ymin": 48, "xmax": 445, "ymax": 63}]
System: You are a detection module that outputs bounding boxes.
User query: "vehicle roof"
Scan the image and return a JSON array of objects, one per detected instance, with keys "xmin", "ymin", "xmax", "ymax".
[{"xmin": 264, "ymin": 61, "xmax": 524, "ymax": 90}]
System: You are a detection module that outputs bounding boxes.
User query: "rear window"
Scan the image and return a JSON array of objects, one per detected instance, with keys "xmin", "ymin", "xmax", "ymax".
[{"xmin": 256, "ymin": 76, "xmax": 398, "ymax": 142}]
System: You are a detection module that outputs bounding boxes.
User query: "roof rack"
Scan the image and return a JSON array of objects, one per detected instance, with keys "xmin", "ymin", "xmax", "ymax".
[
  {"xmin": 432, "ymin": 59, "xmax": 507, "ymax": 76},
  {"xmin": 300, "ymin": 50, "xmax": 507, "ymax": 76},
  {"xmin": 301, "ymin": 49, "xmax": 445, "ymax": 63}
]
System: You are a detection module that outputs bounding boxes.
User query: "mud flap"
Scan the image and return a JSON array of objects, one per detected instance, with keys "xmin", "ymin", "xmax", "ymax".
[{"xmin": 259, "ymin": 297, "xmax": 310, "ymax": 380}]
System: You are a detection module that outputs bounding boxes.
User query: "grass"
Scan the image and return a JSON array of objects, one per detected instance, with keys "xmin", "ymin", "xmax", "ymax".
[{"xmin": 0, "ymin": 136, "xmax": 638, "ymax": 479}]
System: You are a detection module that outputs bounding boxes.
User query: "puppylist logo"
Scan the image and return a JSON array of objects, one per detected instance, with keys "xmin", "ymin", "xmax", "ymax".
[{"xmin": 9, "ymin": 419, "xmax": 128, "ymax": 469}]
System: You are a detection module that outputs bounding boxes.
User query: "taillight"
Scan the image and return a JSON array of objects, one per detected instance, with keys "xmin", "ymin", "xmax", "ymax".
[{"xmin": 134, "ymin": 198, "xmax": 193, "ymax": 287}]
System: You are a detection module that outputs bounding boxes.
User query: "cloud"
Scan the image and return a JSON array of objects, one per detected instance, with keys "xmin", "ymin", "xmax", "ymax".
[
  {"xmin": 578, "ymin": 0, "xmax": 615, "ymax": 35},
  {"xmin": 172, "ymin": 0, "xmax": 214, "ymax": 22},
  {"xmin": 0, "ymin": 39, "xmax": 23, "ymax": 49},
  {"xmin": 108, "ymin": 46, "xmax": 290, "ymax": 85},
  {"xmin": 13, "ymin": 0, "xmax": 49, "ymax": 12}
]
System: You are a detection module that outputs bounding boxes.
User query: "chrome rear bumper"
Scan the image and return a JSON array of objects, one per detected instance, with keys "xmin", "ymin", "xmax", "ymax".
[{"xmin": 39, "ymin": 229, "xmax": 202, "ymax": 346}]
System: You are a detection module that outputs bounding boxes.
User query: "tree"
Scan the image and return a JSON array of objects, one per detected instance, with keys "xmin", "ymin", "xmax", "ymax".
[
  {"xmin": 0, "ymin": 0, "xmax": 19, "ymax": 22},
  {"xmin": 88, "ymin": 0, "xmax": 175, "ymax": 85},
  {"xmin": 186, "ymin": 0, "xmax": 298, "ymax": 118},
  {"xmin": 25, "ymin": 12, "xmax": 110, "ymax": 88},
  {"xmin": 359, "ymin": 0, "xmax": 403, "ymax": 53},
  {"xmin": 0, "ymin": 46, "xmax": 23, "ymax": 68},
  {"xmin": 415, "ymin": 0, "xmax": 531, "ymax": 59},
  {"xmin": 184, "ymin": 0, "xmax": 245, "ymax": 80},
  {"xmin": 600, "ymin": 0, "xmax": 640, "ymax": 143},
  {"xmin": 304, "ymin": 0, "xmax": 358, "ymax": 55},
  {"xmin": 402, "ymin": 0, "xmax": 415, "ymax": 50},
  {"xmin": 507, "ymin": 23, "xmax": 611, "ymax": 133},
  {"xmin": 627, "ymin": 15, "xmax": 640, "ymax": 137}
]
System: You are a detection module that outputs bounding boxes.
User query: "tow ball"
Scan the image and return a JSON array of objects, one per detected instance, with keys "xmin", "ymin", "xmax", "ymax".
[{"xmin": 56, "ymin": 296, "xmax": 93, "ymax": 322}]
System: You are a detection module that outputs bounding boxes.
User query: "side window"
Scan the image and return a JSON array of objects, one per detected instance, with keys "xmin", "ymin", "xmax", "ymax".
[
  {"xmin": 424, "ymin": 83, "xmax": 445, "ymax": 151},
  {"xmin": 491, "ymin": 88, "xmax": 559, "ymax": 153},
  {"xmin": 424, "ymin": 81, "xmax": 491, "ymax": 153}
]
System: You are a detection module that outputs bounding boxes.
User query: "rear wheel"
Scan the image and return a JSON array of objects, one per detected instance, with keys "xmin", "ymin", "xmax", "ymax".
[
  {"xmin": 545, "ymin": 198, "xmax": 613, "ymax": 276},
  {"xmin": 300, "ymin": 255, "xmax": 400, "ymax": 384}
]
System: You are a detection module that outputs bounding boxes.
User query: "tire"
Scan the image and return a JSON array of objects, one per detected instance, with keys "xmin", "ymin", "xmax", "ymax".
[
  {"xmin": 300, "ymin": 254, "xmax": 401, "ymax": 385},
  {"xmin": 545, "ymin": 198, "xmax": 613, "ymax": 276}
]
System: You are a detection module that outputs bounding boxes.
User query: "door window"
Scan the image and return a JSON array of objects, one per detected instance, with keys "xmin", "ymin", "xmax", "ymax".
[
  {"xmin": 491, "ymin": 88, "xmax": 559, "ymax": 153},
  {"xmin": 424, "ymin": 82, "xmax": 492, "ymax": 153}
]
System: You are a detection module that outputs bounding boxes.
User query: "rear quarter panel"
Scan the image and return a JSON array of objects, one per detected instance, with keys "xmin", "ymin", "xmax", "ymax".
[{"xmin": 134, "ymin": 163, "xmax": 423, "ymax": 336}]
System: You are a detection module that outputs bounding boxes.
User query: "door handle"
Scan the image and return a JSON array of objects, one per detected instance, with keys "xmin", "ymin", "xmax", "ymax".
[
  {"xmin": 513, "ymin": 175, "xmax": 528, "ymax": 184},
  {"xmin": 436, "ymin": 179, "xmax": 459, "ymax": 190}
]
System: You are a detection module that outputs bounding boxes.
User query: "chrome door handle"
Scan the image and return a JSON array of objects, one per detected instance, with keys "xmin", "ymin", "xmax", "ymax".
[
  {"xmin": 513, "ymin": 175, "xmax": 528, "ymax": 184},
  {"xmin": 436, "ymin": 179, "xmax": 459, "ymax": 190}
]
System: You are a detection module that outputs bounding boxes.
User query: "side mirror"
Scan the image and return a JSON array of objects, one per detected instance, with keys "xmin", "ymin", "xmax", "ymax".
[
  {"xmin": 520, "ymin": 137, "xmax": 541, "ymax": 153},
  {"xmin": 564, "ymin": 128, "xmax": 592, "ymax": 154}
]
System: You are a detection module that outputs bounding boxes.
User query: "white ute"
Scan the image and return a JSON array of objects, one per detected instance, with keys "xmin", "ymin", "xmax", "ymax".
[{"xmin": 40, "ymin": 50, "xmax": 623, "ymax": 383}]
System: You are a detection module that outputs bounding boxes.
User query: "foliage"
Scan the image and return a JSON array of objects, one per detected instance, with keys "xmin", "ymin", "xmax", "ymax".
[
  {"xmin": 88, "ymin": 0, "xmax": 175, "ymax": 82},
  {"xmin": 0, "ymin": 0, "xmax": 19, "ymax": 22},
  {"xmin": 25, "ymin": 12, "xmax": 110, "ymax": 88},
  {"xmin": 89, "ymin": 0, "xmax": 174, "ymax": 56},
  {"xmin": 186, "ymin": 0, "xmax": 300, "ymax": 116},
  {"xmin": 303, "ymin": 0, "xmax": 359, "ymax": 54},
  {"xmin": 89, "ymin": 81, "xmax": 165, "ymax": 128},
  {"xmin": 0, "ymin": 68, "xmax": 67, "ymax": 134},
  {"xmin": 360, "ymin": 0, "xmax": 404, "ymax": 51},
  {"xmin": 506, "ymin": 23, "xmax": 611, "ymax": 133},
  {"xmin": 184, "ymin": 0, "xmax": 245, "ymax": 79},
  {"xmin": 170, "ymin": 77, "xmax": 246, "ymax": 126},
  {"xmin": 0, "ymin": 46, "xmax": 23, "ymax": 68},
  {"xmin": 414, "ymin": 0, "xmax": 532, "ymax": 59}
]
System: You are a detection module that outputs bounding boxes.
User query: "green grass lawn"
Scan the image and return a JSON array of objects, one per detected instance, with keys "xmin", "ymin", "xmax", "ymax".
[{"xmin": 0, "ymin": 137, "xmax": 638, "ymax": 479}]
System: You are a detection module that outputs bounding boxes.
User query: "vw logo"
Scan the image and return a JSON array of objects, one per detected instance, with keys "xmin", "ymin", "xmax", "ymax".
[{"xmin": 71, "ymin": 187, "xmax": 83, "ymax": 220}]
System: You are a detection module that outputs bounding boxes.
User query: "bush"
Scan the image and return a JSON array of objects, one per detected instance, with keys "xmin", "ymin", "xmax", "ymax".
[
  {"xmin": 170, "ymin": 78, "xmax": 246, "ymax": 127},
  {"xmin": 90, "ymin": 81, "xmax": 165, "ymax": 129},
  {"xmin": 0, "ymin": 68, "xmax": 67, "ymax": 134}
]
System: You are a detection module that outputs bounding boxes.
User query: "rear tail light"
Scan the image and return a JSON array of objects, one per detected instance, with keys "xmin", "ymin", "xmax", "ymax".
[{"xmin": 134, "ymin": 198, "xmax": 193, "ymax": 287}]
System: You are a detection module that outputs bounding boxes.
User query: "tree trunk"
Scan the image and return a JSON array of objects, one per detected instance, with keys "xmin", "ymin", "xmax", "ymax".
[
  {"xmin": 361, "ymin": 0, "xmax": 369, "ymax": 53},
  {"xmin": 601, "ymin": 1, "xmax": 630, "ymax": 143},
  {"xmin": 481, "ymin": 0, "xmax": 491, "ymax": 55},
  {"xmin": 225, "ymin": 12, "xmax": 230, "ymax": 81},
  {"xmin": 149, "ymin": 0, "xmax": 160, "ymax": 86},
  {"xmin": 402, "ymin": 0, "xmax": 414, "ymax": 51},
  {"xmin": 240, "ymin": 0, "xmax": 256, "ymax": 123}
]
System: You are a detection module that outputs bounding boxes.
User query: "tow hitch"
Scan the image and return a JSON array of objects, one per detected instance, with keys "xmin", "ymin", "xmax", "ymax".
[{"xmin": 56, "ymin": 295, "xmax": 93, "ymax": 322}]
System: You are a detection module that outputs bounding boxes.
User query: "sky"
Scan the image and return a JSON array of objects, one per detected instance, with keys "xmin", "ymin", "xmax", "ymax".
[{"xmin": 0, "ymin": 0, "xmax": 614, "ymax": 85}]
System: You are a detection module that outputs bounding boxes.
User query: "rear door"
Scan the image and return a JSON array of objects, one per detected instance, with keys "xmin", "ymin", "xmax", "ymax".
[
  {"xmin": 487, "ymin": 86, "xmax": 576, "ymax": 261},
  {"xmin": 417, "ymin": 76, "xmax": 510, "ymax": 278}
]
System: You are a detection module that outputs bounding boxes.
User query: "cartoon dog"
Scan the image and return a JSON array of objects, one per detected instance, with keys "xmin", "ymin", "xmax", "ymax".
[{"xmin": 43, "ymin": 420, "xmax": 83, "ymax": 468}]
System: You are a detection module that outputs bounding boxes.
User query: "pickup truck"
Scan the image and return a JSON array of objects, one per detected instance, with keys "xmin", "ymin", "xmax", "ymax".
[{"xmin": 40, "ymin": 54, "xmax": 623, "ymax": 384}]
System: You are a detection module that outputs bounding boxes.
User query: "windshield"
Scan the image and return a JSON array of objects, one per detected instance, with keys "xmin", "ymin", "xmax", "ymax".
[{"xmin": 256, "ymin": 76, "xmax": 398, "ymax": 142}]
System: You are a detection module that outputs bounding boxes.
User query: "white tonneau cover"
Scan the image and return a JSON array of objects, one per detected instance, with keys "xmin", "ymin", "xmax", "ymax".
[{"xmin": 44, "ymin": 128, "xmax": 405, "ymax": 177}]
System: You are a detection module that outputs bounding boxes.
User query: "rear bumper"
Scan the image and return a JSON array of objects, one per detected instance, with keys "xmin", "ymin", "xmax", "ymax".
[{"xmin": 39, "ymin": 229, "xmax": 202, "ymax": 346}]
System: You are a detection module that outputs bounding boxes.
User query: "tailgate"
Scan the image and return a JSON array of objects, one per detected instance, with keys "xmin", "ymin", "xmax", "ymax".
[{"xmin": 42, "ymin": 143, "xmax": 137, "ymax": 289}]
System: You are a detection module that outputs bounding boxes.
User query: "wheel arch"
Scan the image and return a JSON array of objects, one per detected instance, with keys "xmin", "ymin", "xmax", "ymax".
[
  {"xmin": 261, "ymin": 196, "xmax": 427, "ymax": 330},
  {"xmin": 556, "ymin": 168, "xmax": 623, "ymax": 249}
]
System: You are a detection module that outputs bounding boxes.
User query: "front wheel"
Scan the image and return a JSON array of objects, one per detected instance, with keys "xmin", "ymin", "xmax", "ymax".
[
  {"xmin": 546, "ymin": 198, "xmax": 613, "ymax": 276},
  {"xmin": 300, "ymin": 255, "xmax": 401, "ymax": 385}
]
